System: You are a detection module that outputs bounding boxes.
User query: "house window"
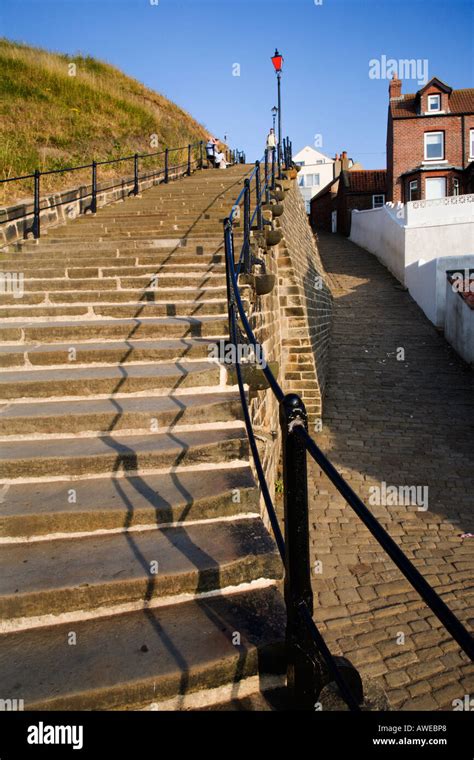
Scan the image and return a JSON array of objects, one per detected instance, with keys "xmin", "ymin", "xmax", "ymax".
[
  {"xmin": 427, "ymin": 94, "xmax": 441, "ymax": 112},
  {"xmin": 470, "ymin": 129, "xmax": 474, "ymax": 159},
  {"xmin": 305, "ymin": 201, "xmax": 311, "ymax": 214},
  {"xmin": 453, "ymin": 178, "xmax": 460, "ymax": 196},
  {"xmin": 424, "ymin": 131, "xmax": 444, "ymax": 161},
  {"xmin": 409, "ymin": 180, "xmax": 418, "ymax": 201},
  {"xmin": 372, "ymin": 194, "xmax": 385, "ymax": 208},
  {"xmin": 425, "ymin": 177, "xmax": 446, "ymax": 199},
  {"xmin": 298, "ymin": 174, "xmax": 320, "ymax": 187}
]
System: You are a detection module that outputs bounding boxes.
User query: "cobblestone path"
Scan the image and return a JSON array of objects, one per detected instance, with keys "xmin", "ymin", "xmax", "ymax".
[{"xmin": 310, "ymin": 231, "xmax": 473, "ymax": 710}]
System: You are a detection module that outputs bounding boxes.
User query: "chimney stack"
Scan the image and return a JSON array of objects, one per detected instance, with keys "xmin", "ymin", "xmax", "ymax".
[
  {"xmin": 341, "ymin": 151, "xmax": 349, "ymax": 171},
  {"xmin": 389, "ymin": 73, "xmax": 402, "ymax": 100}
]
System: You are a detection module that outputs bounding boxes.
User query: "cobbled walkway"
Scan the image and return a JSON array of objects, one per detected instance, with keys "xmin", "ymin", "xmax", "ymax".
[{"xmin": 309, "ymin": 231, "xmax": 473, "ymax": 710}]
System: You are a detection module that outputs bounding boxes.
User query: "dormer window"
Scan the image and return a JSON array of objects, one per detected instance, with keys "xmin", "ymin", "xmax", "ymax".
[{"xmin": 427, "ymin": 94, "xmax": 441, "ymax": 112}]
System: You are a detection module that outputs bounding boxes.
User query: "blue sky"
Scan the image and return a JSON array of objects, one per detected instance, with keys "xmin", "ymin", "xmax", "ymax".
[{"xmin": 1, "ymin": 0, "xmax": 473, "ymax": 168}]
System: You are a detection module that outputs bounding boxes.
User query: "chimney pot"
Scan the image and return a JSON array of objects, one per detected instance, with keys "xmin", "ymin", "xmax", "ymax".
[{"xmin": 389, "ymin": 74, "xmax": 402, "ymax": 100}]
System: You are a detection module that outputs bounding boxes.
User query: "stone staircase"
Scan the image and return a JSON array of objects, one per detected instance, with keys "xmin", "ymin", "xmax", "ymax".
[{"xmin": 0, "ymin": 165, "xmax": 286, "ymax": 710}]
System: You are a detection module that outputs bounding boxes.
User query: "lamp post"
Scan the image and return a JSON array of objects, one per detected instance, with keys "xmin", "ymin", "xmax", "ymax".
[
  {"xmin": 271, "ymin": 105, "xmax": 278, "ymax": 132},
  {"xmin": 271, "ymin": 48, "xmax": 283, "ymax": 177}
]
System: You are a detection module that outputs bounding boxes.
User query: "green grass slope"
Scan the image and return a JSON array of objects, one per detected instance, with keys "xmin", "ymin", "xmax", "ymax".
[{"xmin": 0, "ymin": 39, "xmax": 213, "ymax": 202}]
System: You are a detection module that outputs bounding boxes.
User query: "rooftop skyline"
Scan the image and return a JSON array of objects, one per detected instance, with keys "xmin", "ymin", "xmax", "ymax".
[{"xmin": 1, "ymin": 0, "xmax": 473, "ymax": 167}]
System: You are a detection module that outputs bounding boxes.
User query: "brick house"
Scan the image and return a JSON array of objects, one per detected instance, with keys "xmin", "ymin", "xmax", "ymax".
[
  {"xmin": 310, "ymin": 151, "xmax": 386, "ymax": 236},
  {"xmin": 387, "ymin": 75, "xmax": 474, "ymax": 202}
]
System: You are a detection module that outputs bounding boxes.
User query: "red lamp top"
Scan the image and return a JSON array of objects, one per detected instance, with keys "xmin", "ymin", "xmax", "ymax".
[{"xmin": 271, "ymin": 49, "xmax": 283, "ymax": 73}]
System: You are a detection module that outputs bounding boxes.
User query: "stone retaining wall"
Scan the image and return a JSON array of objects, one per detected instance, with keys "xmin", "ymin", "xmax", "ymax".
[{"xmin": 243, "ymin": 177, "xmax": 333, "ymax": 521}]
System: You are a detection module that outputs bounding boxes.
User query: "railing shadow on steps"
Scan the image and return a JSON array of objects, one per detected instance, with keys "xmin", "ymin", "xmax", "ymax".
[
  {"xmin": 222, "ymin": 142, "xmax": 474, "ymax": 711},
  {"xmin": 0, "ymin": 142, "xmax": 243, "ymax": 241}
]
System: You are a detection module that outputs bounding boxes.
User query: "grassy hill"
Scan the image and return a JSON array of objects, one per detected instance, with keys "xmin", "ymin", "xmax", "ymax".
[{"xmin": 0, "ymin": 39, "xmax": 213, "ymax": 203}]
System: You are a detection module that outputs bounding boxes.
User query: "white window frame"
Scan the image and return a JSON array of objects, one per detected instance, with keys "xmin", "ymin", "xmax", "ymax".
[
  {"xmin": 372, "ymin": 194, "xmax": 385, "ymax": 209},
  {"xmin": 470, "ymin": 129, "xmax": 474, "ymax": 160},
  {"xmin": 424, "ymin": 131, "xmax": 444, "ymax": 161},
  {"xmin": 453, "ymin": 178, "xmax": 460, "ymax": 196},
  {"xmin": 409, "ymin": 180, "xmax": 418, "ymax": 201},
  {"xmin": 427, "ymin": 94, "xmax": 441, "ymax": 112}
]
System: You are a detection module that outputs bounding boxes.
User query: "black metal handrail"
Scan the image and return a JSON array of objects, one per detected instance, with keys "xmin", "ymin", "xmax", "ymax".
[
  {"xmin": 223, "ymin": 141, "xmax": 474, "ymax": 710},
  {"xmin": 0, "ymin": 141, "xmax": 240, "ymax": 239}
]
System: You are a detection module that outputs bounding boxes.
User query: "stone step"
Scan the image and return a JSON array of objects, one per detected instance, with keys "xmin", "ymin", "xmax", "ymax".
[
  {"xmin": 0, "ymin": 253, "xmax": 225, "ymax": 269},
  {"xmin": 0, "ymin": 425, "xmax": 248, "ymax": 478},
  {"xmin": 48, "ymin": 227, "xmax": 228, "ymax": 241},
  {"xmin": 68, "ymin": 211, "xmax": 232, "ymax": 224},
  {"xmin": 0, "ymin": 163, "xmax": 284, "ymax": 712},
  {"xmin": 0, "ymin": 298, "xmax": 232, "ymax": 320},
  {"xmin": 13, "ymin": 237, "xmax": 230, "ymax": 254},
  {"xmin": 0, "ymin": 518, "xmax": 281, "ymax": 620},
  {"xmin": 0, "ymin": 338, "xmax": 213, "ymax": 368},
  {"xmin": 0, "ymin": 464, "xmax": 258, "ymax": 537},
  {"xmin": 0, "ymin": 286, "xmax": 230, "ymax": 307},
  {"xmin": 0, "ymin": 315, "xmax": 227, "ymax": 343},
  {"xmin": 16, "ymin": 272, "xmax": 227, "ymax": 291},
  {"xmin": 0, "ymin": 391, "xmax": 242, "ymax": 435},
  {"xmin": 0, "ymin": 360, "xmax": 221, "ymax": 399},
  {"xmin": 23, "ymin": 261, "xmax": 225, "ymax": 282},
  {"xmin": 0, "ymin": 585, "xmax": 285, "ymax": 710}
]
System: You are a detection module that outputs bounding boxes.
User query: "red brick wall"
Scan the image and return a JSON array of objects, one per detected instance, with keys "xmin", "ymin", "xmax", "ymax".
[
  {"xmin": 310, "ymin": 191, "xmax": 334, "ymax": 232},
  {"xmin": 338, "ymin": 194, "xmax": 379, "ymax": 236},
  {"xmin": 388, "ymin": 111, "xmax": 474, "ymax": 202}
]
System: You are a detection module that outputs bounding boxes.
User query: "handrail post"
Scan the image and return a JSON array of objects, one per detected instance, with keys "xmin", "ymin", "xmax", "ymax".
[
  {"xmin": 255, "ymin": 160, "xmax": 262, "ymax": 230},
  {"xmin": 90, "ymin": 160, "xmax": 97, "ymax": 213},
  {"xmin": 243, "ymin": 178, "xmax": 251, "ymax": 274},
  {"xmin": 133, "ymin": 153, "xmax": 139, "ymax": 195},
  {"xmin": 280, "ymin": 393, "xmax": 320, "ymax": 710},
  {"xmin": 164, "ymin": 148, "xmax": 169, "ymax": 183},
  {"xmin": 264, "ymin": 149, "xmax": 270, "ymax": 204},
  {"xmin": 32, "ymin": 169, "xmax": 41, "ymax": 239},
  {"xmin": 271, "ymin": 148, "xmax": 276, "ymax": 191},
  {"xmin": 187, "ymin": 144, "xmax": 191, "ymax": 175},
  {"xmin": 199, "ymin": 141, "xmax": 203, "ymax": 169}
]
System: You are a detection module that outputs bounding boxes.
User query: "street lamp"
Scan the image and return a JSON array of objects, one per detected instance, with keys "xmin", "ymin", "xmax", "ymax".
[
  {"xmin": 271, "ymin": 48, "xmax": 284, "ymax": 176},
  {"xmin": 271, "ymin": 105, "xmax": 278, "ymax": 132}
]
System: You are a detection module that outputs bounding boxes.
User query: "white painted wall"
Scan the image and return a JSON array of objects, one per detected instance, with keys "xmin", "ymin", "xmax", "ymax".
[
  {"xmin": 350, "ymin": 194, "xmax": 474, "ymax": 327},
  {"xmin": 293, "ymin": 146, "xmax": 334, "ymax": 212},
  {"xmin": 444, "ymin": 282, "xmax": 474, "ymax": 365},
  {"xmin": 349, "ymin": 206, "xmax": 406, "ymax": 283}
]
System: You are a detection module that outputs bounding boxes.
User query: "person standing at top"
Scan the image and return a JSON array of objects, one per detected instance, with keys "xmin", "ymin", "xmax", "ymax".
[
  {"xmin": 266, "ymin": 128, "xmax": 277, "ymax": 159},
  {"xmin": 206, "ymin": 136, "xmax": 218, "ymax": 167}
]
